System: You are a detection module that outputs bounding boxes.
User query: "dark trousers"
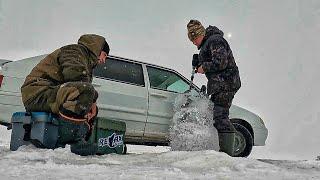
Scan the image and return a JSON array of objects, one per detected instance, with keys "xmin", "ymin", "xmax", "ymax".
[{"xmin": 211, "ymin": 92, "xmax": 236, "ymax": 133}]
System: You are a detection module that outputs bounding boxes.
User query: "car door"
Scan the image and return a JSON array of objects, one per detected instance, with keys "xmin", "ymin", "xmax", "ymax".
[
  {"xmin": 144, "ymin": 66, "xmax": 197, "ymax": 143},
  {"xmin": 93, "ymin": 58, "xmax": 148, "ymax": 142}
]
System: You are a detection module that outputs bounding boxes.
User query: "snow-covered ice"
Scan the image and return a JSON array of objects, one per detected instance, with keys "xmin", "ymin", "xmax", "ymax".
[{"xmin": 1, "ymin": 126, "xmax": 320, "ymax": 180}]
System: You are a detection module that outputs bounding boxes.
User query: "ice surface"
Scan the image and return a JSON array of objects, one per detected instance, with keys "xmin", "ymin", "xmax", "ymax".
[{"xmin": 1, "ymin": 126, "xmax": 320, "ymax": 179}]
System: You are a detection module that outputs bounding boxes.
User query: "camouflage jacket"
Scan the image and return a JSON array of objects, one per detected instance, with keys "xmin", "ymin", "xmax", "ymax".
[
  {"xmin": 198, "ymin": 26, "xmax": 241, "ymax": 95},
  {"xmin": 21, "ymin": 34, "xmax": 106, "ymax": 105}
]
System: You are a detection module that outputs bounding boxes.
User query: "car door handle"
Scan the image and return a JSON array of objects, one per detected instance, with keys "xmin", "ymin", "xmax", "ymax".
[
  {"xmin": 150, "ymin": 92, "xmax": 167, "ymax": 98},
  {"xmin": 92, "ymin": 83, "xmax": 101, "ymax": 87}
]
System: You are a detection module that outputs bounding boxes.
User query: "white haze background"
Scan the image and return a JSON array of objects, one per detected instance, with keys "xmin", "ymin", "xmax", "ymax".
[{"xmin": 0, "ymin": 0, "xmax": 319, "ymax": 160}]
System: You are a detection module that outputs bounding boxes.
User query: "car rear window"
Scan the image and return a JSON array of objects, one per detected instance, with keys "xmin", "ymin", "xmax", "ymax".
[{"xmin": 93, "ymin": 58, "xmax": 145, "ymax": 86}]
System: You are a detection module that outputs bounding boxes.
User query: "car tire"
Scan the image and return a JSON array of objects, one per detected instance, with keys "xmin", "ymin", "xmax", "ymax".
[{"xmin": 232, "ymin": 123, "xmax": 253, "ymax": 157}]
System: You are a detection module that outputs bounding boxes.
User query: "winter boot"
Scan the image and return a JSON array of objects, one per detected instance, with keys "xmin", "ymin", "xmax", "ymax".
[
  {"xmin": 70, "ymin": 139, "xmax": 98, "ymax": 156},
  {"xmin": 56, "ymin": 111, "xmax": 90, "ymax": 146},
  {"xmin": 70, "ymin": 119, "xmax": 98, "ymax": 156},
  {"xmin": 218, "ymin": 132, "xmax": 236, "ymax": 157}
]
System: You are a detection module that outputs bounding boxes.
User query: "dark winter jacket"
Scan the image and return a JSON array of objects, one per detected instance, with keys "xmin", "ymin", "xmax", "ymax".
[
  {"xmin": 198, "ymin": 26, "xmax": 241, "ymax": 95},
  {"xmin": 21, "ymin": 34, "xmax": 105, "ymax": 111}
]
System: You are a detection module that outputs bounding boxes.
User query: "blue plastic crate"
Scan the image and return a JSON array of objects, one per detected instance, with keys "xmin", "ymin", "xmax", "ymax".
[
  {"xmin": 30, "ymin": 112, "xmax": 59, "ymax": 149},
  {"xmin": 10, "ymin": 112, "xmax": 32, "ymax": 151},
  {"xmin": 10, "ymin": 112, "xmax": 59, "ymax": 150}
]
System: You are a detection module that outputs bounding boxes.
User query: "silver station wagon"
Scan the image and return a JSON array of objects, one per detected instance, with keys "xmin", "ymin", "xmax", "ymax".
[{"xmin": 0, "ymin": 55, "xmax": 268, "ymax": 157}]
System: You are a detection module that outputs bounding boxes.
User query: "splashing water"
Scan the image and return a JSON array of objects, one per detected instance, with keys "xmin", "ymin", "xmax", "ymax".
[{"xmin": 169, "ymin": 92, "xmax": 220, "ymax": 151}]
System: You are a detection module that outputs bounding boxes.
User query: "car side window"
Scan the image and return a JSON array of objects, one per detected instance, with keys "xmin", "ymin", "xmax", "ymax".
[
  {"xmin": 93, "ymin": 58, "xmax": 145, "ymax": 86},
  {"xmin": 147, "ymin": 66, "xmax": 189, "ymax": 93}
]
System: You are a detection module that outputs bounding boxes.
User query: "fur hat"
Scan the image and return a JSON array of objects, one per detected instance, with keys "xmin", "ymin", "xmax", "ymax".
[{"xmin": 187, "ymin": 19, "xmax": 205, "ymax": 41}]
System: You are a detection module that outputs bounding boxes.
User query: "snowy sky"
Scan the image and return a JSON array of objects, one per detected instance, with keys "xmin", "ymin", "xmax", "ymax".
[{"xmin": 0, "ymin": 0, "xmax": 319, "ymax": 159}]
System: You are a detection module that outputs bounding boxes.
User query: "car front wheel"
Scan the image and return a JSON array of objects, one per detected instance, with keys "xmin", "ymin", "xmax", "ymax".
[{"xmin": 232, "ymin": 123, "xmax": 253, "ymax": 157}]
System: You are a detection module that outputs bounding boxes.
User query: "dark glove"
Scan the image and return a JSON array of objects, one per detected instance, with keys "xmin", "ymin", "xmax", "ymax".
[{"xmin": 192, "ymin": 54, "xmax": 200, "ymax": 68}]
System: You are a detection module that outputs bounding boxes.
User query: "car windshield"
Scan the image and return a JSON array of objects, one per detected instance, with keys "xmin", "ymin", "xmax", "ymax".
[{"xmin": 147, "ymin": 66, "xmax": 190, "ymax": 93}]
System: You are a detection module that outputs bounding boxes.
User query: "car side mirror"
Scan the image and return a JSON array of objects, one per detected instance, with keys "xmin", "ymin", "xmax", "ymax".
[{"xmin": 200, "ymin": 85, "xmax": 206, "ymax": 95}]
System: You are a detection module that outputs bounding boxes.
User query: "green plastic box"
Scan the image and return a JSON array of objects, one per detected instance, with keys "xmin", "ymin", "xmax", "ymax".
[{"xmin": 72, "ymin": 117, "xmax": 127, "ymax": 155}]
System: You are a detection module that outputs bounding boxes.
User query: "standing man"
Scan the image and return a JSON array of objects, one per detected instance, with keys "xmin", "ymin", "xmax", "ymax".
[
  {"xmin": 21, "ymin": 34, "xmax": 110, "ymax": 145},
  {"xmin": 187, "ymin": 20, "xmax": 241, "ymax": 156}
]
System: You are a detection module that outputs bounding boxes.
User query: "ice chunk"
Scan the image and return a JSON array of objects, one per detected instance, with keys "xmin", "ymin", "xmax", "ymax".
[{"xmin": 169, "ymin": 92, "xmax": 220, "ymax": 151}]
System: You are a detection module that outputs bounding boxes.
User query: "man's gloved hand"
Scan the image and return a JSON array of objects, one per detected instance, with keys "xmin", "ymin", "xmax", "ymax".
[{"xmin": 192, "ymin": 54, "xmax": 199, "ymax": 68}]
